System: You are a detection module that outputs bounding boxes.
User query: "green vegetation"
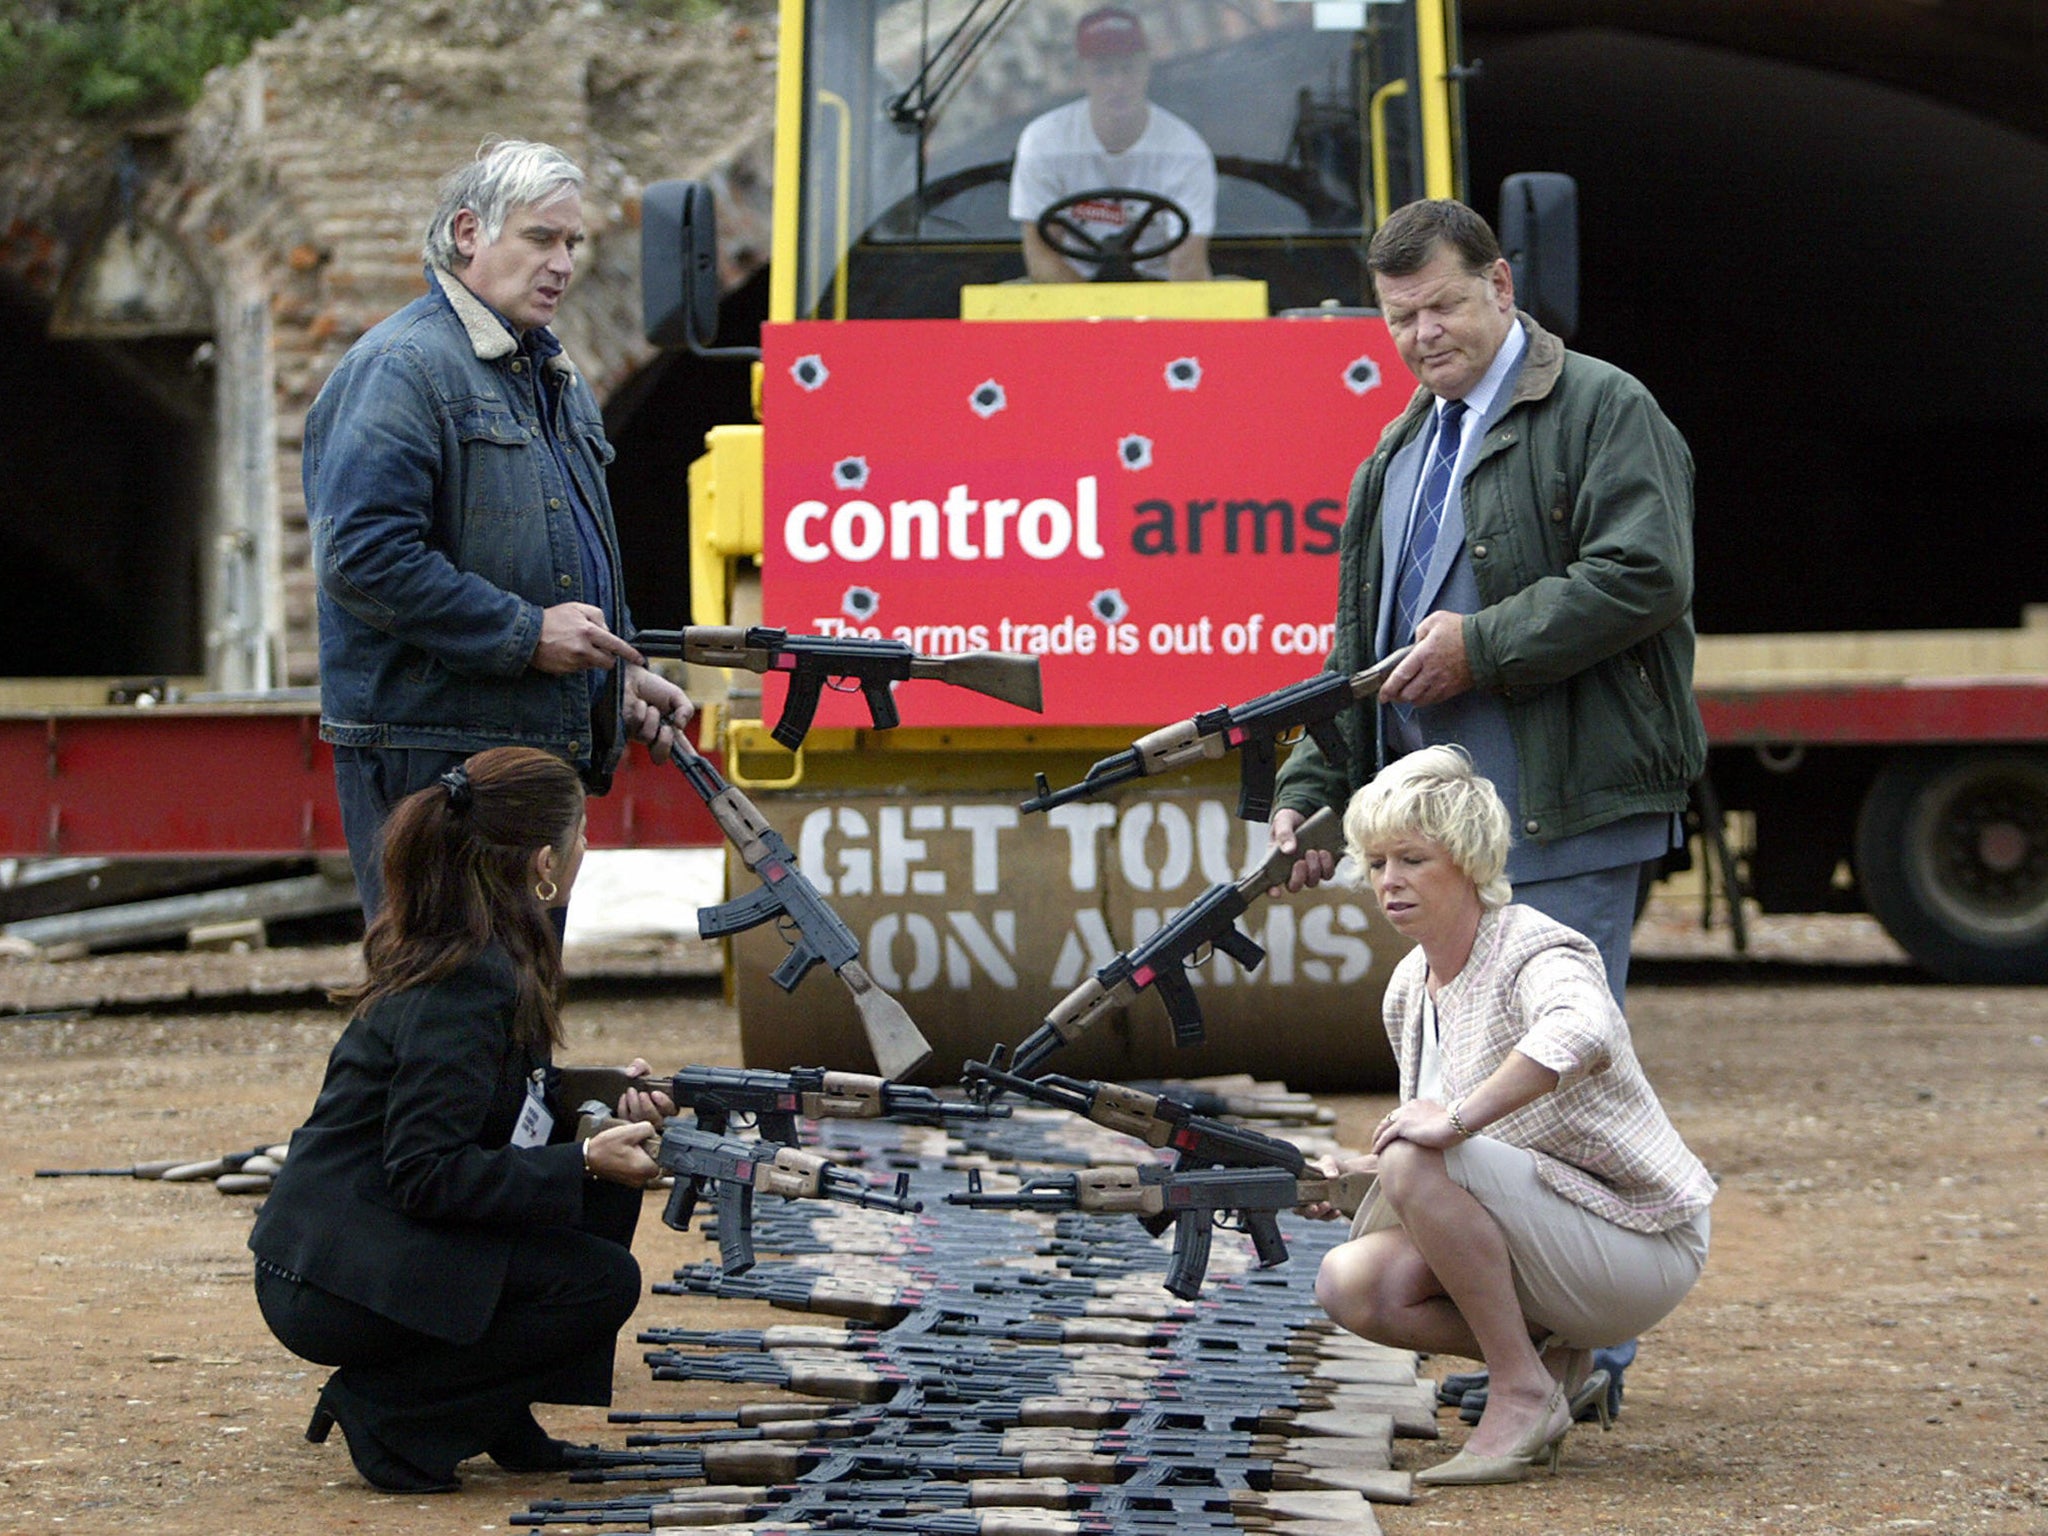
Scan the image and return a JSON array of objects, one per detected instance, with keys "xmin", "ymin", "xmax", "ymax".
[
  {"xmin": 0, "ymin": 1, "xmax": 762, "ymax": 120},
  {"xmin": 0, "ymin": 1, "xmax": 346, "ymax": 118},
  {"xmin": 621, "ymin": 0, "xmax": 726, "ymax": 19}
]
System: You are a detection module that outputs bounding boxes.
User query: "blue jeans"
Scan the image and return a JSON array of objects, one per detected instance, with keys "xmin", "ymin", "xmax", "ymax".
[
  {"xmin": 1513, "ymin": 860, "xmax": 1650, "ymax": 1008},
  {"xmin": 333, "ymin": 745, "xmax": 471, "ymax": 919}
]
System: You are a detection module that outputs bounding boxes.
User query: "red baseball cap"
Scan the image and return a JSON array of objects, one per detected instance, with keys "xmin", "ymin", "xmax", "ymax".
[{"xmin": 1076, "ymin": 7, "xmax": 1147, "ymax": 59}]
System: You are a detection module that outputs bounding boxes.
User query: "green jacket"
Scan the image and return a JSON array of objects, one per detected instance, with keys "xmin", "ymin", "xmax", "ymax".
[{"xmin": 1271, "ymin": 314, "xmax": 1706, "ymax": 842}]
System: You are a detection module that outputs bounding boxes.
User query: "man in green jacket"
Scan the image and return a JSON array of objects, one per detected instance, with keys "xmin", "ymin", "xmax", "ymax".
[{"xmin": 1270, "ymin": 198, "xmax": 1705, "ymax": 1004}]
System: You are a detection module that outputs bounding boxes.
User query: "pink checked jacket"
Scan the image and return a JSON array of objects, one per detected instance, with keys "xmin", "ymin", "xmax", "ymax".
[{"xmin": 1383, "ymin": 904, "xmax": 1716, "ymax": 1234}]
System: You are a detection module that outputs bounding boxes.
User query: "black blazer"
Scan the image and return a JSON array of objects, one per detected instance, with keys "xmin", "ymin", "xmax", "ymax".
[{"xmin": 250, "ymin": 944, "xmax": 632, "ymax": 1344}]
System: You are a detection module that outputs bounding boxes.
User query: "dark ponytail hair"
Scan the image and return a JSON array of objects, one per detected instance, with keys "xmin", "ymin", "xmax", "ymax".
[{"xmin": 333, "ymin": 746, "xmax": 585, "ymax": 1054}]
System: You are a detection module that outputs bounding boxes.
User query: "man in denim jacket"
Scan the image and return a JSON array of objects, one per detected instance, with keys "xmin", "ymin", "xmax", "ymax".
[{"xmin": 306, "ymin": 140, "xmax": 691, "ymax": 915}]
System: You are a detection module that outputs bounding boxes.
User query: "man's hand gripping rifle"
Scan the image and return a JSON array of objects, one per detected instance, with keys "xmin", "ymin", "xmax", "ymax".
[
  {"xmin": 1021, "ymin": 649, "xmax": 1407, "ymax": 821},
  {"xmin": 635, "ymin": 626, "xmax": 1043, "ymax": 750},
  {"xmin": 666, "ymin": 731, "xmax": 933, "ymax": 1080},
  {"xmin": 656, "ymin": 1123, "xmax": 922, "ymax": 1276},
  {"xmin": 947, "ymin": 1163, "xmax": 1374, "ymax": 1300},
  {"xmin": 988, "ymin": 807, "xmax": 1346, "ymax": 1080}
]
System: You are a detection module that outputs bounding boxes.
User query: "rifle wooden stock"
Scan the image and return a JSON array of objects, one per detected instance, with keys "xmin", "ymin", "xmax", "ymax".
[
  {"xmin": 908, "ymin": 651, "xmax": 1045, "ymax": 713},
  {"xmin": 838, "ymin": 960, "xmax": 932, "ymax": 1084},
  {"xmin": 1245, "ymin": 805, "xmax": 1346, "ymax": 892},
  {"xmin": 558, "ymin": 1065, "xmax": 654, "ymax": 1115}
]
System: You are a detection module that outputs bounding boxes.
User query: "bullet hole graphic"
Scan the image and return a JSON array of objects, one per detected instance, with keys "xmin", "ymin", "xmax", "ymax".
[
  {"xmin": 833, "ymin": 456, "xmax": 870, "ymax": 490},
  {"xmin": 1164, "ymin": 357, "xmax": 1201, "ymax": 391},
  {"xmin": 970, "ymin": 379, "xmax": 1007, "ymax": 418},
  {"xmin": 1090, "ymin": 589, "xmax": 1130, "ymax": 625},
  {"xmin": 1343, "ymin": 356, "xmax": 1381, "ymax": 396},
  {"xmin": 792, "ymin": 354, "xmax": 829, "ymax": 391},
  {"xmin": 1118, "ymin": 434, "xmax": 1153, "ymax": 471},
  {"xmin": 842, "ymin": 586, "xmax": 880, "ymax": 622}
]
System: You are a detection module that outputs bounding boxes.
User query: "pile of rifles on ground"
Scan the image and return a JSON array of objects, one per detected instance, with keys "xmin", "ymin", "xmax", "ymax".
[{"xmin": 505, "ymin": 1067, "xmax": 1434, "ymax": 1536}]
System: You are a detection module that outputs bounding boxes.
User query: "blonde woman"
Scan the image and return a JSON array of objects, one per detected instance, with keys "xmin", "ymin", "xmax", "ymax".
[{"xmin": 1311, "ymin": 746, "xmax": 1713, "ymax": 1486}]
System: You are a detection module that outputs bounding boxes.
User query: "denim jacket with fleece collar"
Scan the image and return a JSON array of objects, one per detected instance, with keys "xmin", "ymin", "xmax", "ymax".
[{"xmin": 307, "ymin": 267, "xmax": 629, "ymax": 789}]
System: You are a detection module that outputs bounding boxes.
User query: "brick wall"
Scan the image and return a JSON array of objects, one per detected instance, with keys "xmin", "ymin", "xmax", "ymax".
[{"xmin": 28, "ymin": 0, "xmax": 777, "ymax": 688}]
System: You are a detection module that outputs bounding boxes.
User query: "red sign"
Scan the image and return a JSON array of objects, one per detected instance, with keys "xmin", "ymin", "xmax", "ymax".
[{"xmin": 761, "ymin": 318, "xmax": 1408, "ymax": 728}]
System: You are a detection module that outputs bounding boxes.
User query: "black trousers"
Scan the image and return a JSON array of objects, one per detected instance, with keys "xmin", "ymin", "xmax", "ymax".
[{"xmin": 255, "ymin": 1219, "xmax": 640, "ymax": 1478}]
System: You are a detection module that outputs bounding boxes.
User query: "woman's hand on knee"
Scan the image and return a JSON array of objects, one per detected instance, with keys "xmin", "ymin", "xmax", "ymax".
[
  {"xmin": 1373, "ymin": 1098, "xmax": 1463, "ymax": 1154},
  {"xmin": 584, "ymin": 1121, "xmax": 663, "ymax": 1187}
]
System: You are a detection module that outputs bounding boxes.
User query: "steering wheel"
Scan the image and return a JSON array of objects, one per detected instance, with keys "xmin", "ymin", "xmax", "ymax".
[{"xmin": 1035, "ymin": 187, "xmax": 1192, "ymax": 282}]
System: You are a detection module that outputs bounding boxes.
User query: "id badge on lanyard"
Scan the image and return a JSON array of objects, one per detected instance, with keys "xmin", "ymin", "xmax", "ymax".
[{"xmin": 511, "ymin": 1068, "xmax": 555, "ymax": 1149}]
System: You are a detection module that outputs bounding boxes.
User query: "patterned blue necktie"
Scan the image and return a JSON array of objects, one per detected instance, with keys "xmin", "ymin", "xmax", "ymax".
[{"xmin": 1394, "ymin": 397, "xmax": 1467, "ymax": 649}]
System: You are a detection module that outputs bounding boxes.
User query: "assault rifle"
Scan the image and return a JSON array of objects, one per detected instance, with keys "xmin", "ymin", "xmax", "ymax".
[
  {"xmin": 1021, "ymin": 648, "xmax": 1408, "ymax": 821},
  {"xmin": 656, "ymin": 1123, "xmax": 922, "ymax": 1276},
  {"xmin": 635, "ymin": 626, "xmax": 1043, "ymax": 750},
  {"xmin": 558, "ymin": 1065, "xmax": 1007, "ymax": 1146},
  {"xmin": 34, "ymin": 1143, "xmax": 281, "ymax": 1180},
  {"xmin": 947, "ymin": 1164, "xmax": 1374, "ymax": 1301},
  {"xmin": 671, "ymin": 1065, "xmax": 1007, "ymax": 1144},
  {"xmin": 990, "ymin": 807, "xmax": 1345, "ymax": 1078},
  {"xmin": 669, "ymin": 733, "xmax": 932, "ymax": 1080},
  {"xmin": 961, "ymin": 1063, "xmax": 1307, "ymax": 1179}
]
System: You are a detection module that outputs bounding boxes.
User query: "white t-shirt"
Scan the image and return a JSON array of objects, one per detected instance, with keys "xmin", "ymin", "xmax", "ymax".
[{"xmin": 1009, "ymin": 98, "xmax": 1217, "ymax": 279}]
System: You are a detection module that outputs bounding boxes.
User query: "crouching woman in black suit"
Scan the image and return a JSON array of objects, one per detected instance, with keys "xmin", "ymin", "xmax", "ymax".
[{"xmin": 250, "ymin": 746, "xmax": 670, "ymax": 1494}]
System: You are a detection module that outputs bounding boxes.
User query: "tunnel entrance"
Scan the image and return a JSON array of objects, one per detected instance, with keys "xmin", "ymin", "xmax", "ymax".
[
  {"xmin": 604, "ymin": 266, "xmax": 770, "ymax": 633},
  {"xmin": 1462, "ymin": 26, "xmax": 2048, "ymax": 636},
  {"xmin": 0, "ymin": 281, "xmax": 212, "ymax": 679}
]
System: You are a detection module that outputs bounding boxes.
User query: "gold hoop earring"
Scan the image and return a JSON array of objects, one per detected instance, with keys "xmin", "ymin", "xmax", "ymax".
[{"xmin": 534, "ymin": 878, "xmax": 559, "ymax": 903}]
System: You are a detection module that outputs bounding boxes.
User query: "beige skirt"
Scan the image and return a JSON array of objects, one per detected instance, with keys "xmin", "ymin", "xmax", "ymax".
[{"xmin": 1348, "ymin": 1134, "xmax": 1710, "ymax": 1349}]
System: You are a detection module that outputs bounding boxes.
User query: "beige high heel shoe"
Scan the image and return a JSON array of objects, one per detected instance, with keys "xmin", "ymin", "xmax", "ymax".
[
  {"xmin": 1542, "ymin": 1337, "xmax": 1616, "ymax": 1431},
  {"xmin": 1569, "ymin": 1368, "xmax": 1614, "ymax": 1431},
  {"xmin": 1415, "ymin": 1383, "xmax": 1573, "ymax": 1487}
]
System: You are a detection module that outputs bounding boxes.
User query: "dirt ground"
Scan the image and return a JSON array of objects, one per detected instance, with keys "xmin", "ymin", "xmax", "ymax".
[{"xmin": 1, "ymin": 907, "xmax": 2044, "ymax": 1535}]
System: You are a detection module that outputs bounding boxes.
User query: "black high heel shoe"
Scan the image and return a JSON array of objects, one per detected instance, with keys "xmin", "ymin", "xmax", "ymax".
[
  {"xmin": 308, "ymin": 1382, "xmax": 460, "ymax": 1495},
  {"xmin": 486, "ymin": 1407, "xmax": 585, "ymax": 1474}
]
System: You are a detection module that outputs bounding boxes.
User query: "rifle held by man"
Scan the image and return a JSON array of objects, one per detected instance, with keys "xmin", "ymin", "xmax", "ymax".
[
  {"xmin": 668, "ymin": 733, "xmax": 933, "ymax": 1080},
  {"xmin": 1022, "ymin": 648, "xmax": 1408, "ymax": 821},
  {"xmin": 635, "ymin": 626, "xmax": 1043, "ymax": 750},
  {"xmin": 994, "ymin": 807, "xmax": 1346, "ymax": 1078}
]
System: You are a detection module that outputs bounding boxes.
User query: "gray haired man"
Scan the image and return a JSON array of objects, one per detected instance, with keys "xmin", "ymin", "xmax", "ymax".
[{"xmin": 306, "ymin": 139, "xmax": 692, "ymax": 916}]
